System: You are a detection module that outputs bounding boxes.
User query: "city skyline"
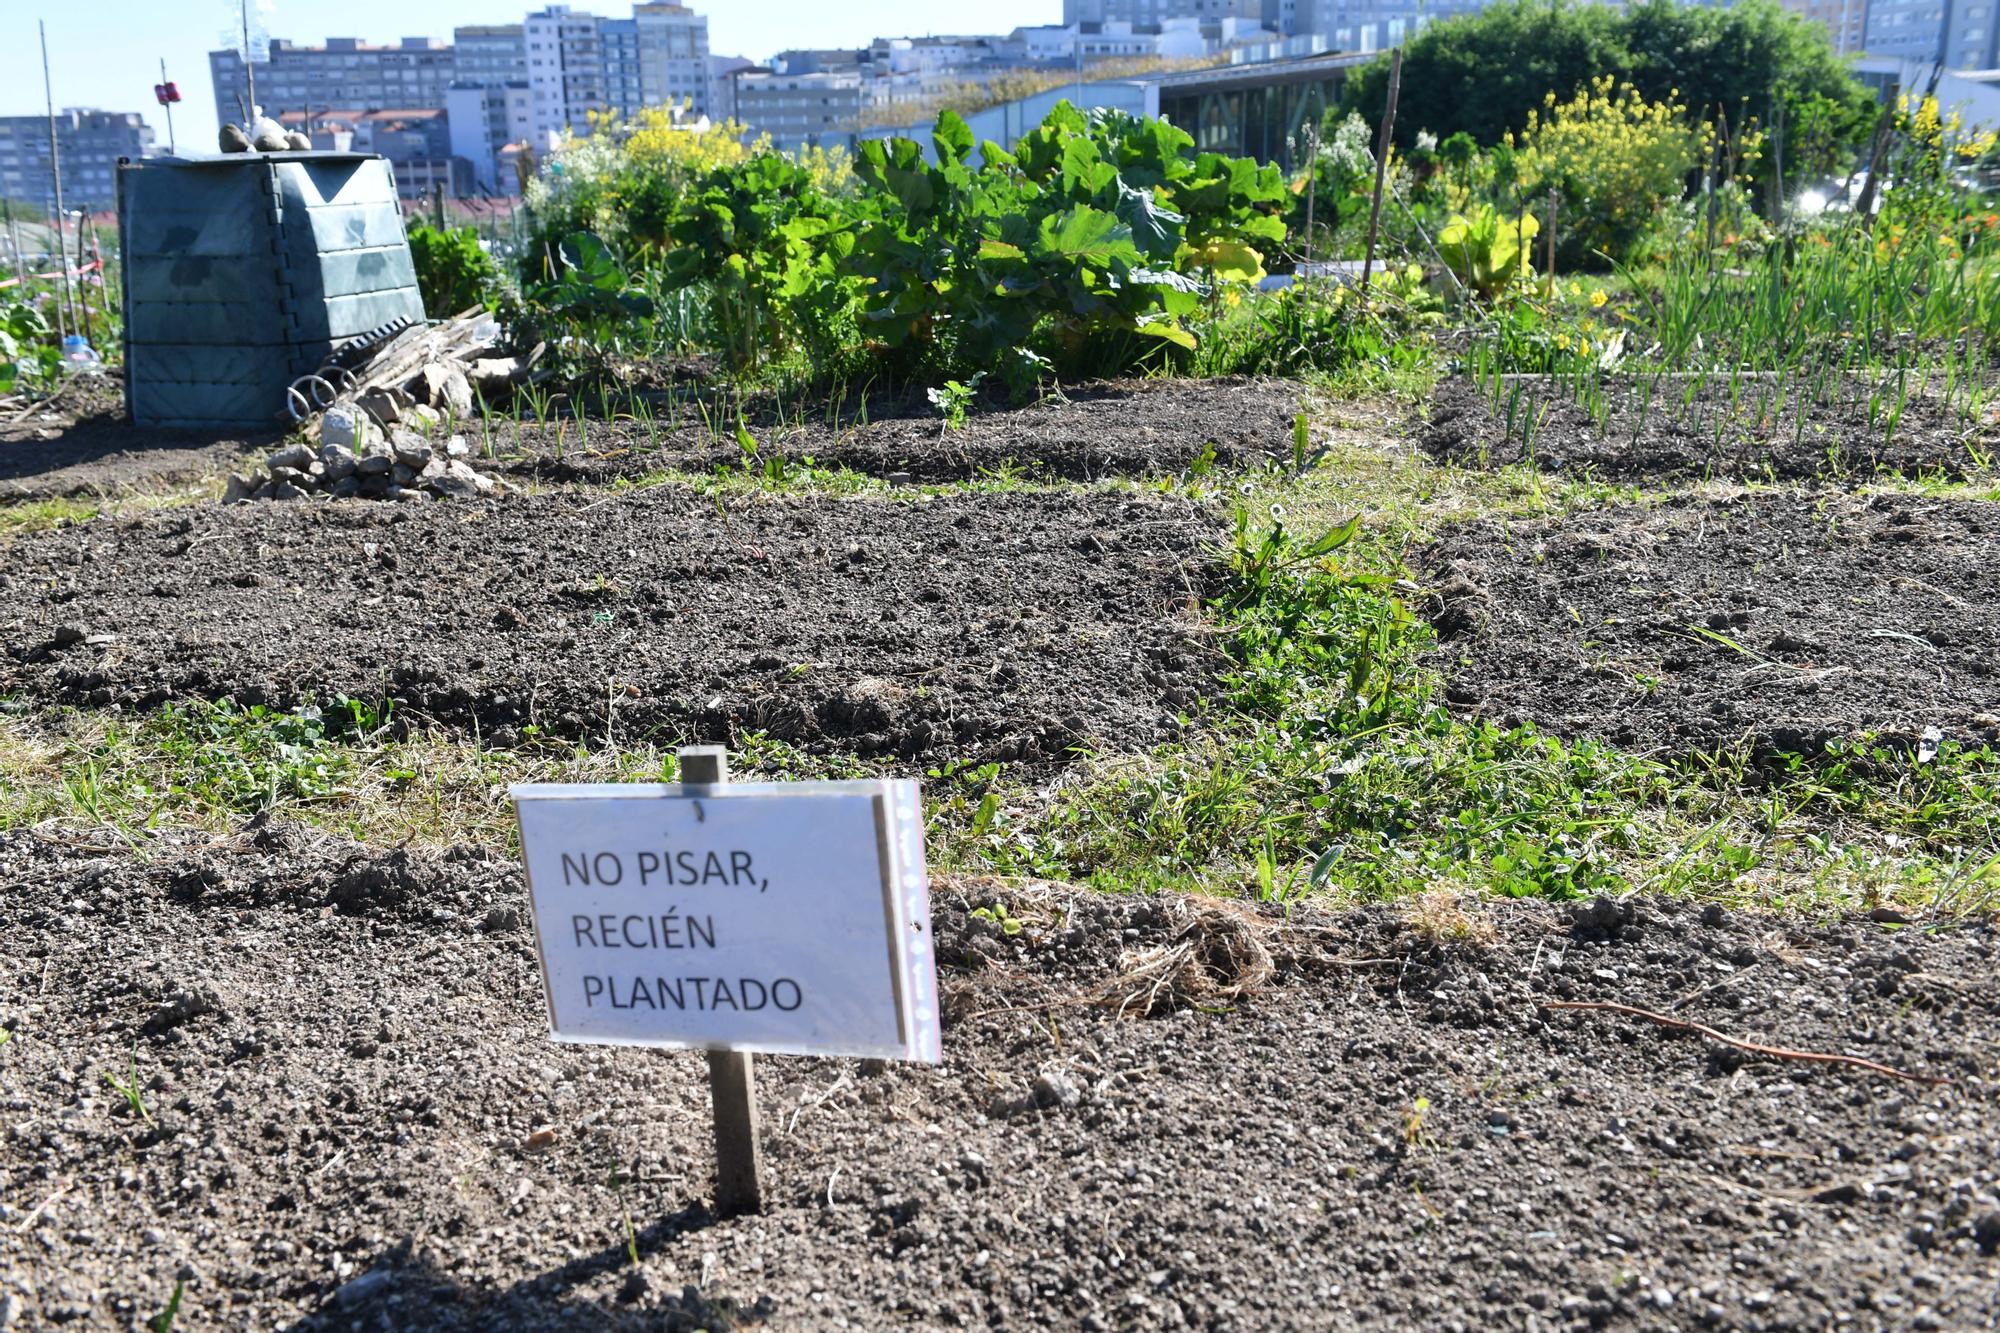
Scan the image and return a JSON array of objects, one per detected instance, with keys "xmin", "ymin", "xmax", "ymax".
[{"xmin": 0, "ymin": 1, "xmax": 1062, "ymax": 147}]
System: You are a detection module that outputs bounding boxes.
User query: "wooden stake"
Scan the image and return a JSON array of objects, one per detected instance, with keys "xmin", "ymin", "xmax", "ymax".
[
  {"xmin": 1301, "ymin": 121, "xmax": 1318, "ymax": 282},
  {"xmin": 241, "ymin": 0, "xmax": 258, "ymax": 116},
  {"xmin": 2, "ymin": 200, "xmax": 18, "ymax": 279},
  {"xmin": 677, "ymin": 745, "xmax": 765, "ymax": 1216},
  {"xmin": 1359, "ymin": 46, "xmax": 1402, "ymax": 292},
  {"xmin": 1545, "ymin": 187, "xmax": 1558, "ymax": 291}
]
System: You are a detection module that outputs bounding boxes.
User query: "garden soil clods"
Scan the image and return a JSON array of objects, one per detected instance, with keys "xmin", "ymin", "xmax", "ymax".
[
  {"xmin": 0, "ymin": 487, "xmax": 1220, "ymax": 765},
  {"xmin": 1, "ymin": 825, "xmax": 1994, "ymax": 1330},
  {"xmin": 1423, "ymin": 491, "xmax": 2000, "ymax": 756}
]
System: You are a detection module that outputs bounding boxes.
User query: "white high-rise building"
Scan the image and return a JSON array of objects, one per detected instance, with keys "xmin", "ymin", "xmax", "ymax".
[
  {"xmin": 636, "ymin": 3, "xmax": 714, "ymax": 115},
  {"xmin": 525, "ymin": 5, "xmax": 608, "ymax": 143},
  {"xmin": 525, "ymin": 4, "xmax": 714, "ymax": 143}
]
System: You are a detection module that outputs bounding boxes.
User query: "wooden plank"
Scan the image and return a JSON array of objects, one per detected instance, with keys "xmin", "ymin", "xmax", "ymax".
[{"xmin": 677, "ymin": 745, "xmax": 765, "ymax": 1217}]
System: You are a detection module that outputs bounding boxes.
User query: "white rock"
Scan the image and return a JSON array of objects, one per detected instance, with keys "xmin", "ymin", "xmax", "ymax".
[
  {"xmin": 320, "ymin": 406, "xmax": 381, "ymax": 453},
  {"xmin": 432, "ymin": 460, "xmax": 493, "ymax": 499}
]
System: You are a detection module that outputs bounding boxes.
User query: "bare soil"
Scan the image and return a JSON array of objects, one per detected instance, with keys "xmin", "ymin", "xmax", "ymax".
[
  {"xmin": 3, "ymin": 824, "xmax": 1994, "ymax": 1330},
  {"xmin": 0, "ymin": 487, "xmax": 1220, "ymax": 766},
  {"xmin": 500, "ymin": 378, "xmax": 1304, "ymax": 486},
  {"xmin": 1419, "ymin": 376, "xmax": 1998, "ymax": 483},
  {"xmin": 1421, "ymin": 491, "xmax": 2000, "ymax": 758},
  {"xmin": 0, "ymin": 376, "xmax": 273, "ymax": 501}
]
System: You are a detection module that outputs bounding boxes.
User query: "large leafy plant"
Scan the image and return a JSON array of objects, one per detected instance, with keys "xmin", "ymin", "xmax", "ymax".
[
  {"xmin": 1437, "ymin": 205, "xmax": 1541, "ymax": 300},
  {"xmin": 847, "ymin": 104, "xmax": 1289, "ymax": 376},
  {"xmin": 514, "ymin": 231, "xmax": 656, "ymax": 362},
  {"xmin": 661, "ymin": 153, "xmax": 860, "ymax": 370},
  {"xmin": 0, "ymin": 296, "xmax": 59, "ymax": 394}
]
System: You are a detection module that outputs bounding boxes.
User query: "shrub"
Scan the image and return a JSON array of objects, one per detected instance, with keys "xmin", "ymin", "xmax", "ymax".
[
  {"xmin": 0, "ymin": 295, "xmax": 60, "ymax": 393},
  {"xmin": 405, "ymin": 223, "xmax": 498, "ymax": 316}
]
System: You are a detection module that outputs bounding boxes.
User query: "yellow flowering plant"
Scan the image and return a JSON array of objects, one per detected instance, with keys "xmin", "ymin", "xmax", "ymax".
[
  {"xmin": 1879, "ymin": 93, "xmax": 2000, "ymax": 246},
  {"xmin": 1508, "ymin": 77, "xmax": 1702, "ymax": 268}
]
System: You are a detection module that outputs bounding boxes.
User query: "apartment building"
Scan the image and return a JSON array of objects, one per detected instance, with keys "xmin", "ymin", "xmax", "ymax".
[
  {"xmin": 525, "ymin": 6, "xmax": 609, "ymax": 143},
  {"xmin": 733, "ymin": 71, "xmax": 864, "ymax": 153},
  {"xmin": 524, "ymin": 4, "xmax": 714, "ymax": 142},
  {"xmin": 1867, "ymin": 0, "xmax": 2000, "ymax": 66},
  {"xmin": 1774, "ymin": 0, "xmax": 1870, "ymax": 54},
  {"xmin": 209, "ymin": 37, "xmax": 454, "ymax": 128},
  {"xmin": 0, "ymin": 110, "xmax": 155, "ymax": 212},
  {"xmin": 1064, "ymin": 0, "xmax": 1265, "ymax": 21},
  {"xmin": 455, "ymin": 24, "xmax": 529, "ymax": 85},
  {"xmin": 635, "ymin": 3, "xmax": 714, "ymax": 113},
  {"xmin": 449, "ymin": 24, "xmax": 532, "ymax": 192}
]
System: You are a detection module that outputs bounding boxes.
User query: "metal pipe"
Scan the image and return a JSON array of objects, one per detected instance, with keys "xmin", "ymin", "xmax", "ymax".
[
  {"xmin": 40, "ymin": 20, "xmax": 79, "ymax": 340},
  {"xmin": 160, "ymin": 58, "xmax": 177, "ymax": 154}
]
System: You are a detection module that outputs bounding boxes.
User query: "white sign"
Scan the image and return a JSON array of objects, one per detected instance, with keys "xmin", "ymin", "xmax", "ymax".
[{"xmin": 511, "ymin": 779, "xmax": 940, "ymax": 1063}]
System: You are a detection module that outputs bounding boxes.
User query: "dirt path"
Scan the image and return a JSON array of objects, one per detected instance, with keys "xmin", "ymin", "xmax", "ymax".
[
  {"xmin": 1422, "ymin": 490, "xmax": 2000, "ymax": 757},
  {"xmin": 2, "ymin": 825, "xmax": 1993, "ymax": 1331},
  {"xmin": 0, "ymin": 487, "xmax": 1220, "ymax": 765}
]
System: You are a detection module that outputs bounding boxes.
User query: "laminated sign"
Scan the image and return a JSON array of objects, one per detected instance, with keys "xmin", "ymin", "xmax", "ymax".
[{"xmin": 512, "ymin": 780, "xmax": 941, "ymax": 1063}]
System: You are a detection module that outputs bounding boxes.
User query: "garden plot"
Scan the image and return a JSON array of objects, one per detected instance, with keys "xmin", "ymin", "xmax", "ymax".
[
  {"xmin": 0, "ymin": 487, "xmax": 1217, "ymax": 766},
  {"xmin": 504, "ymin": 377, "xmax": 1303, "ymax": 485},
  {"xmin": 3, "ymin": 825, "xmax": 1993, "ymax": 1330},
  {"xmin": 1423, "ymin": 491, "xmax": 2000, "ymax": 757},
  {"xmin": 1420, "ymin": 374, "xmax": 1997, "ymax": 483}
]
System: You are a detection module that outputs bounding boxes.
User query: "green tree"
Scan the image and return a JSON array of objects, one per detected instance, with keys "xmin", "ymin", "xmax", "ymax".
[
  {"xmin": 1620, "ymin": 0, "xmax": 1873, "ymax": 167},
  {"xmin": 1342, "ymin": 0, "xmax": 1627, "ymax": 150},
  {"xmin": 1341, "ymin": 0, "xmax": 1873, "ymax": 186}
]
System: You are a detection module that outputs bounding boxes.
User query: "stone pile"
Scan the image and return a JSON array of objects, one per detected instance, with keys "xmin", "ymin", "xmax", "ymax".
[{"xmin": 225, "ymin": 360, "xmax": 515, "ymax": 504}]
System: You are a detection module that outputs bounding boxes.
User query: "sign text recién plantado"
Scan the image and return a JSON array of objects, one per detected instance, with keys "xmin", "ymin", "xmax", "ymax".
[{"xmin": 511, "ymin": 779, "xmax": 940, "ymax": 1063}]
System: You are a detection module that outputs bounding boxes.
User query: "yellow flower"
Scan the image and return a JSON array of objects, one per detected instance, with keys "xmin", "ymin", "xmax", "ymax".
[
  {"xmin": 1589, "ymin": 289, "xmax": 1608, "ymax": 308},
  {"xmin": 1568, "ymin": 280, "xmax": 1583, "ymax": 298}
]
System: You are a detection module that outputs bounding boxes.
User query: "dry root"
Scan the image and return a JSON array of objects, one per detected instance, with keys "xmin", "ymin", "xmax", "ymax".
[
  {"xmin": 1097, "ymin": 901, "xmax": 1277, "ymax": 1017},
  {"xmin": 1400, "ymin": 888, "xmax": 1497, "ymax": 947}
]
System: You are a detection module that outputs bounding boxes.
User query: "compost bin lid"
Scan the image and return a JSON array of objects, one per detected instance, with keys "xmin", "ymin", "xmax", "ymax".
[{"xmin": 120, "ymin": 151, "xmax": 389, "ymax": 168}]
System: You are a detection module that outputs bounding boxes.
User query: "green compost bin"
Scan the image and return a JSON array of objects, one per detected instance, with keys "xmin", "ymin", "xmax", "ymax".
[{"xmin": 118, "ymin": 152, "xmax": 427, "ymax": 429}]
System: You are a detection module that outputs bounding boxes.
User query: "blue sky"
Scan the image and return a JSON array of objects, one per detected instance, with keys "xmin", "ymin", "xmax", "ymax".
[{"xmin": 4, "ymin": 1, "xmax": 1059, "ymax": 146}]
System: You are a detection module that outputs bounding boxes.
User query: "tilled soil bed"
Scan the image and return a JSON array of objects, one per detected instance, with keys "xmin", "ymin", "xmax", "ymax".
[
  {"xmin": 504, "ymin": 377, "xmax": 1303, "ymax": 486},
  {"xmin": 3, "ymin": 824, "xmax": 1995, "ymax": 1330},
  {"xmin": 1423, "ymin": 490, "xmax": 2000, "ymax": 757},
  {"xmin": 1419, "ymin": 375, "xmax": 1997, "ymax": 483},
  {"xmin": 0, "ymin": 487, "xmax": 1219, "ymax": 766}
]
